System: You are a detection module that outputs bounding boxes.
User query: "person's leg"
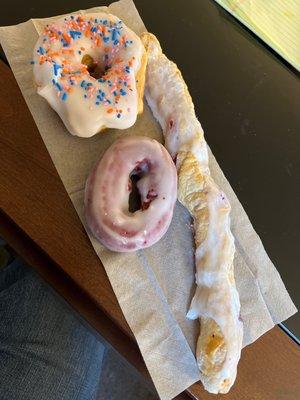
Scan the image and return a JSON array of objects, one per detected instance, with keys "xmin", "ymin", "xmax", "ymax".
[{"xmin": 0, "ymin": 257, "xmax": 105, "ymax": 400}]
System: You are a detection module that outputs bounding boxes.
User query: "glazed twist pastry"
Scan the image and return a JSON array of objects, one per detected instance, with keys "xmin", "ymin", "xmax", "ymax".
[{"xmin": 142, "ymin": 33, "xmax": 243, "ymax": 394}]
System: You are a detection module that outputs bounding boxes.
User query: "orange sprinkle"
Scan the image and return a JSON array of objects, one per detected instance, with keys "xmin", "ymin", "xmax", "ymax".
[
  {"xmin": 107, "ymin": 108, "xmax": 114, "ymax": 113},
  {"xmin": 62, "ymin": 33, "xmax": 71, "ymax": 44},
  {"xmin": 39, "ymin": 55, "xmax": 46, "ymax": 64},
  {"xmin": 80, "ymin": 47, "xmax": 85, "ymax": 51},
  {"xmin": 62, "ymin": 49, "xmax": 74, "ymax": 55},
  {"xmin": 48, "ymin": 51, "xmax": 59, "ymax": 57}
]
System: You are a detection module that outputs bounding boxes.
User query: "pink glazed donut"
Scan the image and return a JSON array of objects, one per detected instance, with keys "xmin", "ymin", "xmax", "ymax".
[{"xmin": 85, "ymin": 136, "xmax": 177, "ymax": 252}]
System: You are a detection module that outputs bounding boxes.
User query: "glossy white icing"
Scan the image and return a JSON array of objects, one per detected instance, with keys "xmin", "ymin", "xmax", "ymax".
[
  {"xmin": 143, "ymin": 33, "xmax": 243, "ymax": 394},
  {"xmin": 33, "ymin": 13, "xmax": 144, "ymax": 137},
  {"xmin": 84, "ymin": 136, "xmax": 177, "ymax": 252}
]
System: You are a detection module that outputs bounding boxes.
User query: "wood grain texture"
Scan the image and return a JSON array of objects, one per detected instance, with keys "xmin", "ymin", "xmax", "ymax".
[{"xmin": 0, "ymin": 59, "xmax": 299, "ymax": 400}]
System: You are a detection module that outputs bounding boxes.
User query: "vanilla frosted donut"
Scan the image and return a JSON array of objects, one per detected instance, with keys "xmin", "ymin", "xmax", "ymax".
[
  {"xmin": 85, "ymin": 136, "xmax": 177, "ymax": 252},
  {"xmin": 33, "ymin": 13, "xmax": 146, "ymax": 137}
]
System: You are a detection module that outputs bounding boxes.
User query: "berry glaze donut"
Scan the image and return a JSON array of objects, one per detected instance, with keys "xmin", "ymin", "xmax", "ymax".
[
  {"xmin": 85, "ymin": 136, "xmax": 177, "ymax": 252},
  {"xmin": 33, "ymin": 13, "xmax": 146, "ymax": 137}
]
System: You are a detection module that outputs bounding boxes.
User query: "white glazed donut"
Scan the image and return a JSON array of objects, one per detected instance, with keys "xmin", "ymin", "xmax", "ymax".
[
  {"xmin": 33, "ymin": 13, "xmax": 146, "ymax": 137},
  {"xmin": 84, "ymin": 136, "xmax": 177, "ymax": 252}
]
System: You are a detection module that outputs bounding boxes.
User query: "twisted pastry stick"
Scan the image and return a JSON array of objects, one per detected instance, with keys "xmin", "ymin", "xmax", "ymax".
[{"xmin": 142, "ymin": 33, "xmax": 243, "ymax": 394}]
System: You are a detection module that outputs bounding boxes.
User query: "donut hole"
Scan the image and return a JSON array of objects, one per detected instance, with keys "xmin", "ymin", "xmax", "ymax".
[
  {"xmin": 128, "ymin": 160, "xmax": 158, "ymax": 213},
  {"xmin": 81, "ymin": 54, "xmax": 109, "ymax": 80},
  {"xmin": 128, "ymin": 174, "xmax": 142, "ymax": 213}
]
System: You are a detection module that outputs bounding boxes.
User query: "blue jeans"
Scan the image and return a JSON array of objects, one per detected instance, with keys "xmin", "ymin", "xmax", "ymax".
[{"xmin": 0, "ymin": 257, "xmax": 105, "ymax": 400}]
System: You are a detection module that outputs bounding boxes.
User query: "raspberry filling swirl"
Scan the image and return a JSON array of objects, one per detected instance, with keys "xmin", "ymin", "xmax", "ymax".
[{"xmin": 85, "ymin": 135, "xmax": 177, "ymax": 252}]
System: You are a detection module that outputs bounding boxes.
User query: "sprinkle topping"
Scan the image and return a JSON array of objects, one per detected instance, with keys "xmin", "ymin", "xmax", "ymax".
[{"xmin": 34, "ymin": 14, "xmax": 137, "ymax": 118}]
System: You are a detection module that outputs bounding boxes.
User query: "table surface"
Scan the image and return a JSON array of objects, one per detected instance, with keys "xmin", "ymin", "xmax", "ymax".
[
  {"xmin": 1, "ymin": 0, "xmax": 299, "ymax": 335},
  {"xmin": 0, "ymin": 0, "xmax": 299, "ymax": 399}
]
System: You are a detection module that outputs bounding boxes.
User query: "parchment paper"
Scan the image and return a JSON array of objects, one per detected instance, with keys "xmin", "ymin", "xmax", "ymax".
[{"xmin": 0, "ymin": 1, "xmax": 297, "ymax": 399}]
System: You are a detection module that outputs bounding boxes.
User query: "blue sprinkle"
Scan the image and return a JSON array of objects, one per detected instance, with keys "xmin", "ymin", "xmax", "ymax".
[
  {"xmin": 113, "ymin": 91, "xmax": 117, "ymax": 96},
  {"xmin": 52, "ymin": 79, "xmax": 55, "ymax": 85},
  {"xmin": 30, "ymin": 60, "xmax": 35, "ymax": 65},
  {"xmin": 53, "ymin": 64, "xmax": 61, "ymax": 76},
  {"xmin": 61, "ymin": 93, "xmax": 67, "ymax": 101},
  {"xmin": 78, "ymin": 50, "xmax": 82, "ymax": 55},
  {"xmin": 120, "ymin": 89, "xmax": 126, "ymax": 96},
  {"xmin": 91, "ymin": 27, "xmax": 97, "ymax": 33},
  {"xmin": 84, "ymin": 94, "xmax": 87, "ymax": 98},
  {"xmin": 103, "ymin": 37, "xmax": 109, "ymax": 43},
  {"xmin": 117, "ymin": 113, "xmax": 121, "ymax": 118},
  {"xmin": 69, "ymin": 30, "xmax": 82, "ymax": 39},
  {"xmin": 86, "ymin": 82, "xmax": 93, "ymax": 87},
  {"xmin": 96, "ymin": 101, "xmax": 100, "ymax": 105},
  {"xmin": 113, "ymin": 39, "xmax": 119, "ymax": 45},
  {"xmin": 39, "ymin": 46, "xmax": 45, "ymax": 55},
  {"xmin": 80, "ymin": 80, "xmax": 86, "ymax": 87},
  {"xmin": 55, "ymin": 82, "xmax": 62, "ymax": 91},
  {"xmin": 103, "ymin": 20, "xmax": 108, "ymax": 25},
  {"xmin": 98, "ymin": 78, "xmax": 105, "ymax": 83},
  {"xmin": 58, "ymin": 31, "xmax": 62, "ymax": 35},
  {"xmin": 94, "ymin": 18, "xmax": 98, "ymax": 23},
  {"xmin": 124, "ymin": 81, "xmax": 127, "ymax": 86},
  {"xmin": 112, "ymin": 29, "xmax": 117, "ymax": 41},
  {"xmin": 70, "ymin": 15, "xmax": 74, "ymax": 19}
]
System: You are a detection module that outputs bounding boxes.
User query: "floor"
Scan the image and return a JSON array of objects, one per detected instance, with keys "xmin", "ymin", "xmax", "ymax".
[
  {"xmin": 0, "ymin": 238, "xmax": 158, "ymax": 400},
  {"xmin": 98, "ymin": 345, "xmax": 157, "ymax": 400}
]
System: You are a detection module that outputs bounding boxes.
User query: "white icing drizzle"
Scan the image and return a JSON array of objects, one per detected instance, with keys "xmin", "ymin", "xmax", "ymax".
[{"xmin": 142, "ymin": 33, "xmax": 243, "ymax": 394}]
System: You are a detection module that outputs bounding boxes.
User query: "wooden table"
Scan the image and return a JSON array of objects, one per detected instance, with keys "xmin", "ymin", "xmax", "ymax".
[
  {"xmin": 0, "ymin": 0, "xmax": 300, "ymax": 397},
  {"xmin": 0, "ymin": 59, "xmax": 299, "ymax": 400}
]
